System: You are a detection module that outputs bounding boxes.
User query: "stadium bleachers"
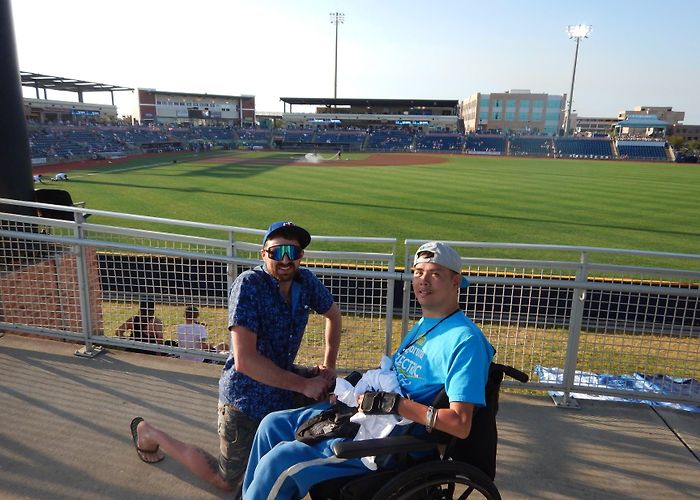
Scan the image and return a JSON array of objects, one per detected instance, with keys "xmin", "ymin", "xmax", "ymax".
[
  {"xmin": 236, "ymin": 128, "xmax": 272, "ymax": 148},
  {"xmin": 27, "ymin": 123, "xmax": 680, "ymax": 164},
  {"xmin": 198, "ymin": 127, "xmax": 234, "ymax": 141},
  {"xmin": 465, "ymin": 135, "xmax": 506, "ymax": 154},
  {"xmin": 169, "ymin": 126, "xmax": 234, "ymax": 143},
  {"xmin": 366, "ymin": 129, "xmax": 414, "ymax": 151},
  {"xmin": 509, "ymin": 136, "xmax": 552, "ymax": 157},
  {"xmin": 29, "ymin": 127, "xmax": 125, "ymax": 159},
  {"xmin": 616, "ymin": 140, "xmax": 668, "ymax": 161},
  {"xmin": 314, "ymin": 130, "xmax": 367, "ymax": 149},
  {"xmin": 553, "ymin": 137, "xmax": 614, "ymax": 159},
  {"xmin": 279, "ymin": 129, "xmax": 315, "ymax": 144},
  {"xmin": 112, "ymin": 128, "xmax": 169, "ymax": 145},
  {"xmin": 415, "ymin": 133, "xmax": 464, "ymax": 152}
]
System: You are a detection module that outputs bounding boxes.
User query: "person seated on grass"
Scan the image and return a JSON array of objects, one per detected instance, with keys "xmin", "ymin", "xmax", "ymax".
[
  {"xmin": 115, "ymin": 299, "xmax": 163, "ymax": 345},
  {"xmin": 176, "ymin": 305, "xmax": 212, "ymax": 362},
  {"xmin": 241, "ymin": 241, "xmax": 495, "ymax": 500}
]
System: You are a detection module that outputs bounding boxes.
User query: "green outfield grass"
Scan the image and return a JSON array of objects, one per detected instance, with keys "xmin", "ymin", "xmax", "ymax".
[{"xmin": 43, "ymin": 151, "xmax": 700, "ymax": 268}]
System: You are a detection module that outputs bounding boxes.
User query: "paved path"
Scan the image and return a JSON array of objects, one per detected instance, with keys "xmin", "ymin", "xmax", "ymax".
[{"xmin": 1, "ymin": 333, "xmax": 698, "ymax": 499}]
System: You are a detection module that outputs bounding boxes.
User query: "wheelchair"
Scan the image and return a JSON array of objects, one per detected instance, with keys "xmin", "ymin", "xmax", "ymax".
[{"xmin": 309, "ymin": 363, "xmax": 529, "ymax": 500}]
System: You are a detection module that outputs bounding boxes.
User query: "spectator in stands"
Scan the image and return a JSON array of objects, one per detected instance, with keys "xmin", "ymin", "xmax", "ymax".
[
  {"xmin": 175, "ymin": 305, "xmax": 210, "ymax": 362},
  {"xmin": 129, "ymin": 221, "xmax": 342, "ymax": 494},
  {"xmin": 115, "ymin": 299, "xmax": 164, "ymax": 344},
  {"xmin": 242, "ymin": 242, "xmax": 495, "ymax": 499}
]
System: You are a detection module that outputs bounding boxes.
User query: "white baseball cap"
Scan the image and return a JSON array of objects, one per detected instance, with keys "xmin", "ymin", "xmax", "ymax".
[{"xmin": 414, "ymin": 241, "xmax": 470, "ymax": 288}]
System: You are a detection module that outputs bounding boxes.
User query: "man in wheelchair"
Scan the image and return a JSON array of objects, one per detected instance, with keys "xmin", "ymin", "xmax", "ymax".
[{"xmin": 242, "ymin": 242, "xmax": 500, "ymax": 500}]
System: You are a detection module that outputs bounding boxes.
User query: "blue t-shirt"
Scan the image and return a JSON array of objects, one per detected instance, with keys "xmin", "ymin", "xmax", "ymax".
[
  {"xmin": 219, "ymin": 265, "xmax": 335, "ymax": 421},
  {"xmin": 392, "ymin": 312, "xmax": 494, "ymax": 407}
]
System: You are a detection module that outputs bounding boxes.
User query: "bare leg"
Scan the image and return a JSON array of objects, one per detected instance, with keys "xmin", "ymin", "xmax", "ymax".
[{"xmin": 136, "ymin": 419, "xmax": 233, "ymax": 491}]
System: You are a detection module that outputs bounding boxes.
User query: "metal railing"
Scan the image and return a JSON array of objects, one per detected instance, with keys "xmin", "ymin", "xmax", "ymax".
[{"xmin": 1, "ymin": 198, "xmax": 698, "ymax": 407}]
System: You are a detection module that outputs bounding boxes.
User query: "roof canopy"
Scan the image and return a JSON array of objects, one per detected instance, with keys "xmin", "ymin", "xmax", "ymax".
[
  {"xmin": 21, "ymin": 71, "xmax": 133, "ymax": 94},
  {"xmin": 280, "ymin": 97, "xmax": 458, "ymax": 108},
  {"xmin": 617, "ymin": 115, "xmax": 669, "ymax": 128},
  {"xmin": 140, "ymin": 88, "xmax": 250, "ymax": 100}
]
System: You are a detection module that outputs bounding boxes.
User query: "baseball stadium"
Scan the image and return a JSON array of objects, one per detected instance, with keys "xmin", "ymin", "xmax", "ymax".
[{"xmin": 1, "ymin": 4, "xmax": 699, "ymax": 499}]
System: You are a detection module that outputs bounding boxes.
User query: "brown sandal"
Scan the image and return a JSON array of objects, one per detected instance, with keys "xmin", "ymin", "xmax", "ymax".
[{"xmin": 130, "ymin": 417, "xmax": 164, "ymax": 463}]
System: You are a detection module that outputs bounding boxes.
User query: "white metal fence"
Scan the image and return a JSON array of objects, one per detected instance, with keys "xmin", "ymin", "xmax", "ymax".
[{"xmin": 1, "ymin": 198, "xmax": 699, "ymax": 407}]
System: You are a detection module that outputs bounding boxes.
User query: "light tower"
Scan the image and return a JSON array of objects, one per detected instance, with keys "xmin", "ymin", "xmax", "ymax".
[
  {"xmin": 563, "ymin": 24, "xmax": 591, "ymax": 135},
  {"xmin": 330, "ymin": 12, "xmax": 344, "ymax": 100}
]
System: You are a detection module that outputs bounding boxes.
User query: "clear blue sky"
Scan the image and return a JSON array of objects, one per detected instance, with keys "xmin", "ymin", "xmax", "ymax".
[{"xmin": 11, "ymin": 0, "xmax": 700, "ymax": 122}]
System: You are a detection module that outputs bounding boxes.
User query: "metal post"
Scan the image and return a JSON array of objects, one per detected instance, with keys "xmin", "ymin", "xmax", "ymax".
[
  {"xmin": 330, "ymin": 12, "xmax": 344, "ymax": 101},
  {"xmin": 563, "ymin": 24, "xmax": 591, "ymax": 136},
  {"xmin": 399, "ymin": 241, "xmax": 413, "ymax": 340},
  {"xmin": 383, "ymin": 241, "xmax": 397, "ymax": 356},
  {"xmin": 227, "ymin": 230, "xmax": 237, "ymax": 294},
  {"xmin": 552, "ymin": 251, "xmax": 588, "ymax": 408},
  {"xmin": 564, "ymin": 38, "xmax": 580, "ymax": 136},
  {"xmin": 334, "ymin": 19, "xmax": 338, "ymax": 99},
  {"xmin": 74, "ymin": 213, "xmax": 104, "ymax": 358}
]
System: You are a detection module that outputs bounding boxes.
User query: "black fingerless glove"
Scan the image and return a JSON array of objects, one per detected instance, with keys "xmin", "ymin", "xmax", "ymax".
[{"xmin": 360, "ymin": 391, "xmax": 401, "ymax": 415}]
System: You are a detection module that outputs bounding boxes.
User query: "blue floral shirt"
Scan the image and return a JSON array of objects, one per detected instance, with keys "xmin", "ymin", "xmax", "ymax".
[{"xmin": 218, "ymin": 265, "xmax": 335, "ymax": 421}]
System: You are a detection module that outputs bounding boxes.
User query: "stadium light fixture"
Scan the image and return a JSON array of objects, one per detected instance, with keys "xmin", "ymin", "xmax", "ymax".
[
  {"xmin": 330, "ymin": 12, "xmax": 345, "ymax": 102},
  {"xmin": 563, "ymin": 24, "xmax": 591, "ymax": 136}
]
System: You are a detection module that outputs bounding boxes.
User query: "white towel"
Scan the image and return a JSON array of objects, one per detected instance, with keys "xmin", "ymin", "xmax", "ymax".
[{"xmin": 333, "ymin": 355, "xmax": 411, "ymax": 469}]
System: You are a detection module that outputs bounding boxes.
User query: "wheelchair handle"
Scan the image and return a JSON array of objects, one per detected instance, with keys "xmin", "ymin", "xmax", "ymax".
[{"xmin": 494, "ymin": 363, "xmax": 529, "ymax": 383}]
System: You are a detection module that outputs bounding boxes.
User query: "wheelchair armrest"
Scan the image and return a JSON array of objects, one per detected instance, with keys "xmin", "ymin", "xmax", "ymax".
[{"xmin": 331, "ymin": 435, "xmax": 437, "ymax": 459}]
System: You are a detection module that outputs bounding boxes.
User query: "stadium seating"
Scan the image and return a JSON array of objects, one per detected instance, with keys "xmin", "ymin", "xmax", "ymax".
[
  {"xmin": 26, "ymin": 123, "xmax": 677, "ymax": 164},
  {"xmin": 168, "ymin": 126, "xmax": 234, "ymax": 144},
  {"xmin": 280, "ymin": 129, "xmax": 315, "ymax": 144},
  {"xmin": 616, "ymin": 140, "xmax": 668, "ymax": 161},
  {"xmin": 236, "ymin": 128, "xmax": 272, "ymax": 148},
  {"xmin": 112, "ymin": 128, "xmax": 169, "ymax": 145},
  {"xmin": 553, "ymin": 138, "xmax": 614, "ymax": 159},
  {"xmin": 28, "ymin": 127, "xmax": 120, "ymax": 159},
  {"xmin": 314, "ymin": 130, "xmax": 367, "ymax": 149},
  {"xmin": 465, "ymin": 135, "xmax": 506, "ymax": 154},
  {"xmin": 198, "ymin": 127, "xmax": 234, "ymax": 141},
  {"xmin": 365, "ymin": 130, "xmax": 414, "ymax": 151},
  {"xmin": 414, "ymin": 133, "xmax": 464, "ymax": 152},
  {"xmin": 509, "ymin": 136, "xmax": 552, "ymax": 157}
]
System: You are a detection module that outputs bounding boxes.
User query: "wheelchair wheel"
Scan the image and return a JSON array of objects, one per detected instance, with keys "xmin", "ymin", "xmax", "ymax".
[{"xmin": 370, "ymin": 461, "xmax": 501, "ymax": 500}]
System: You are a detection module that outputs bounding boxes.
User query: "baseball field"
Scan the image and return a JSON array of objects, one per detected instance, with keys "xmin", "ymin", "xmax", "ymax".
[{"xmin": 35, "ymin": 150, "xmax": 700, "ymax": 268}]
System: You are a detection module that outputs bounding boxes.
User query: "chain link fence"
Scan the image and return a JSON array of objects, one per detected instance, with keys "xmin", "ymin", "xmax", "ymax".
[{"xmin": 2, "ymin": 199, "xmax": 699, "ymax": 407}]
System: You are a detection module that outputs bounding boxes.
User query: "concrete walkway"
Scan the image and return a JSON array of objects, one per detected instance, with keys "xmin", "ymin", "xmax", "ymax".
[{"xmin": 1, "ymin": 333, "xmax": 698, "ymax": 499}]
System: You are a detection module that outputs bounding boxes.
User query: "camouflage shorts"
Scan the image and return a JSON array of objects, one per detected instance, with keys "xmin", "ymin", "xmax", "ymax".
[{"xmin": 217, "ymin": 403, "xmax": 259, "ymax": 488}]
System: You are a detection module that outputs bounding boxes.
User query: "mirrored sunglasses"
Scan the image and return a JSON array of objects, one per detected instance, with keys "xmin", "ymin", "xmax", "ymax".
[{"xmin": 265, "ymin": 244, "xmax": 303, "ymax": 261}]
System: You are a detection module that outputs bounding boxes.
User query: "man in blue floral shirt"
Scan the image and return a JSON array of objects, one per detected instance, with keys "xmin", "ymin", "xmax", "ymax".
[{"xmin": 130, "ymin": 221, "xmax": 341, "ymax": 494}]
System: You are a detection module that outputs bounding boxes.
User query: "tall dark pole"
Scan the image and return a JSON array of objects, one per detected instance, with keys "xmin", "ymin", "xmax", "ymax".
[
  {"xmin": 563, "ymin": 24, "xmax": 591, "ymax": 136},
  {"xmin": 330, "ymin": 12, "xmax": 344, "ymax": 101},
  {"xmin": 0, "ymin": 0, "xmax": 34, "ymax": 215},
  {"xmin": 564, "ymin": 38, "xmax": 581, "ymax": 136}
]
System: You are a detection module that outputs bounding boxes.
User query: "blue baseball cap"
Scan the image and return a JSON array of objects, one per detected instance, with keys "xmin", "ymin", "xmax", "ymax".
[{"xmin": 262, "ymin": 221, "xmax": 311, "ymax": 249}]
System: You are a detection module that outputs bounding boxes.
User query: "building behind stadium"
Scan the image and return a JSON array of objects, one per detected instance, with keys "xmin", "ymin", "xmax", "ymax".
[
  {"xmin": 460, "ymin": 90, "xmax": 566, "ymax": 135},
  {"xmin": 137, "ymin": 89, "xmax": 256, "ymax": 126},
  {"xmin": 21, "ymin": 70, "xmax": 697, "ymax": 148}
]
